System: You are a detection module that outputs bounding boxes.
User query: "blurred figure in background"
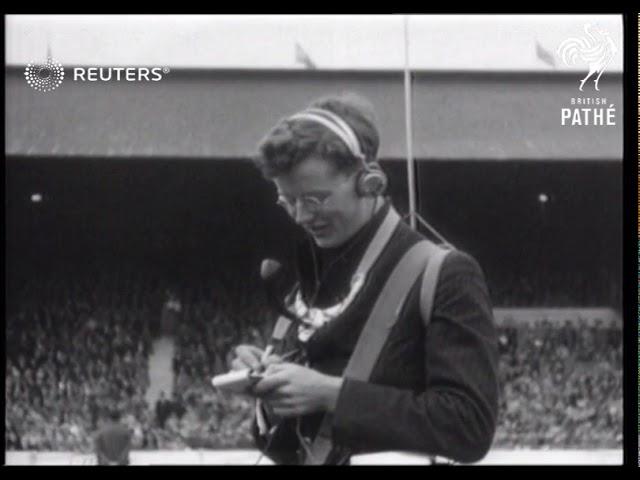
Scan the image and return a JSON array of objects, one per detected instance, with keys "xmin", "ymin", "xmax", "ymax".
[
  {"xmin": 155, "ymin": 391, "xmax": 170, "ymax": 428},
  {"xmin": 161, "ymin": 289, "xmax": 182, "ymax": 336},
  {"xmin": 94, "ymin": 408, "xmax": 132, "ymax": 466}
]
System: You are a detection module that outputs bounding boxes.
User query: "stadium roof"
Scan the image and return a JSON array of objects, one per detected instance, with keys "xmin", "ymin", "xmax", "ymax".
[
  {"xmin": 6, "ymin": 15, "xmax": 623, "ymax": 72},
  {"xmin": 6, "ymin": 68, "xmax": 623, "ymax": 160}
]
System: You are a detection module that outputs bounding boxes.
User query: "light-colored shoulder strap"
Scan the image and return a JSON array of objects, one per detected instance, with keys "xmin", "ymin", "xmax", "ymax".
[
  {"xmin": 306, "ymin": 239, "xmax": 447, "ymax": 465},
  {"xmin": 343, "ymin": 240, "xmax": 433, "ymax": 381},
  {"xmin": 419, "ymin": 244, "xmax": 451, "ymax": 329}
]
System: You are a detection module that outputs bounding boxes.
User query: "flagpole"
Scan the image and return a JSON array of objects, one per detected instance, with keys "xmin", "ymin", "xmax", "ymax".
[{"xmin": 403, "ymin": 15, "xmax": 417, "ymax": 230}]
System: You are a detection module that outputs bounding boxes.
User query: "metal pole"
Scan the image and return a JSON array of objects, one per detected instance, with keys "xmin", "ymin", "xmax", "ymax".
[{"xmin": 403, "ymin": 15, "xmax": 417, "ymax": 230}]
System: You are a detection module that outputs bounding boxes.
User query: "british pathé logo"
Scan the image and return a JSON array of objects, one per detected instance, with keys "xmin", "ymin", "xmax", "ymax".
[
  {"xmin": 557, "ymin": 24, "xmax": 617, "ymax": 92},
  {"xmin": 24, "ymin": 57, "xmax": 65, "ymax": 93},
  {"xmin": 560, "ymin": 97, "xmax": 616, "ymax": 126},
  {"xmin": 557, "ymin": 24, "xmax": 618, "ymax": 127}
]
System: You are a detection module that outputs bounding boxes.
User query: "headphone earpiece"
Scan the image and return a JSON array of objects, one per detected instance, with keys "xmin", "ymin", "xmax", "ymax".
[{"xmin": 356, "ymin": 162, "xmax": 388, "ymax": 197}]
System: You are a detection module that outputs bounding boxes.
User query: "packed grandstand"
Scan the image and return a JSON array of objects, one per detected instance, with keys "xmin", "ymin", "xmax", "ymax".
[{"xmin": 6, "ymin": 261, "xmax": 622, "ymax": 453}]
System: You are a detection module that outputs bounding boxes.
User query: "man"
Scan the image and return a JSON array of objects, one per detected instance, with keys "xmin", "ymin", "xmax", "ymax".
[
  {"xmin": 94, "ymin": 408, "xmax": 132, "ymax": 466},
  {"xmin": 231, "ymin": 93, "xmax": 499, "ymax": 465},
  {"xmin": 160, "ymin": 290, "xmax": 181, "ymax": 336},
  {"xmin": 155, "ymin": 390, "xmax": 169, "ymax": 428}
]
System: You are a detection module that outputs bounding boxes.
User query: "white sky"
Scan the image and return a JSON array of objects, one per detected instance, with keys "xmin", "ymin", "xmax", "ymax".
[{"xmin": 5, "ymin": 14, "xmax": 624, "ymax": 71}]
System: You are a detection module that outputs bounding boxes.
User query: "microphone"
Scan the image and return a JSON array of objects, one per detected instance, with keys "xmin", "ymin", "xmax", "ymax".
[
  {"xmin": 259, "ymin": 258, "xmax": 305, "ymax": 361},
  {"xmin": 260, "ymin": 259, "xmax": 299, "ymax": 325},
  {"xmin": 260, "ymin": 258, "xmax": 281, "ymax": 282}
]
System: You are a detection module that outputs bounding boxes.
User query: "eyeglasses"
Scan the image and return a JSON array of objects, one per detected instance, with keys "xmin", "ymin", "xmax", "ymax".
[
  {"xmin": 276, "ymin": 192, "xmax": 332, "ymax": 216},
  {"xmin": 275, "ymin": 175, "xmax": 354, "ymax": 216}
]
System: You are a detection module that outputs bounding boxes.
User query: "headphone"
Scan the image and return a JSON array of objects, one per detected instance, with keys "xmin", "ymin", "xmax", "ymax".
[{"xmin": 287, "ymin": 108, "xmax": 388, "ymax": 198}]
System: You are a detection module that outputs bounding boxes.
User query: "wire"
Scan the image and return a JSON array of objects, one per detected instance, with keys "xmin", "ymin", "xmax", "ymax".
[
  {"xmin": 251, "ymin": 348, "xmax": 301, "ymax": 465},
  {"xmin": 409, "ymin": 212, "xmax": 455, "ymax": 249},
  {"xmin": 253, "ymin": 424, "xmax": 278, "ymax": 465},
  {"xmin": 308, "ymin": 211, "xmax": 373, "ymax": 308},
  {"xmin": 403, "ymin": 14, "xmax": 417, "ymax": 230},
  {"xmin": 252, "ymin": 417, "xmax": 318, "ymax": 465},
  {"xmin": 295, "ymin": 417, "xmax": 317, "ymax": 465}
]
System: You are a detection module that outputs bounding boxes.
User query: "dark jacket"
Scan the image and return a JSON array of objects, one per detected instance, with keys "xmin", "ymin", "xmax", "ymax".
[{"xmin": 253, "ymin": 201, "xmax": 499, "ymax": 464}]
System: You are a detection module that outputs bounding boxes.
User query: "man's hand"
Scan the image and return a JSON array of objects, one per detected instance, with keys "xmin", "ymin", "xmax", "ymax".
[
  {"xmin": 230, "ymin": 345, "xmax": 282, "ymax": 372},
  {"xmin": 253, "ymin": 363, "xmax": 344, "ymax": 418}
]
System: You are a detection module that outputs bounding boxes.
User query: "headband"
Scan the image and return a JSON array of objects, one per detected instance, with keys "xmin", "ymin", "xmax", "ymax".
[{"xmin": 288, "ymin": 107, "xmax": 366, "ymax": 161}]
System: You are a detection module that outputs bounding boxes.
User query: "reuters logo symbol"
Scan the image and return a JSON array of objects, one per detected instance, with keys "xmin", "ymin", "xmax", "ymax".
[{"xmin": 24, "ymin": 58, "xmax": 65, "ymax": 92}]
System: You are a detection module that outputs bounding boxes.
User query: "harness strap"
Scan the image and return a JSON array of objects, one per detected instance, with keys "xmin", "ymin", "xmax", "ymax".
[{"xmin": 305, "ymin": 239, "xmax": 450, "ymax": 464}]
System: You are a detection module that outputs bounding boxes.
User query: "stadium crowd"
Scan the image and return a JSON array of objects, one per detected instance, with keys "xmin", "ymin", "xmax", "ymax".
[
  {"xmin": 167, "ymin": 273, "xmax": 273, "ymax": 449},
  {"xmin": 494, "ymin": 322, "xmax": 622, "ymax": 448},
  {"xmin": 6, "ymin": 263, "xmax": 155, "ymax": 452},
  {"xmin": 6, "ymin": 263, "xmax": 623, "ymax": 453}
]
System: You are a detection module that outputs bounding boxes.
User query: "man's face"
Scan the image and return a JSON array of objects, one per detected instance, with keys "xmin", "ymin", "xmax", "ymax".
[{"xmin": 273, "ymin": 156, "xmax": 370, "ymax": 248}]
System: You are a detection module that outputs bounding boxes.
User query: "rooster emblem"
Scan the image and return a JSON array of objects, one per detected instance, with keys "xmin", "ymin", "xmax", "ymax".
[{"xmin": 557, "ymin": 24, "xmax": 617, "ymax": 91}]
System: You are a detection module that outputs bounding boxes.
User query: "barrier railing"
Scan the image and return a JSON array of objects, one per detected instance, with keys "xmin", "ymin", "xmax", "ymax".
[{"xmin": 5, "ymin": 449, "xmax": 623, "ymax": 466}]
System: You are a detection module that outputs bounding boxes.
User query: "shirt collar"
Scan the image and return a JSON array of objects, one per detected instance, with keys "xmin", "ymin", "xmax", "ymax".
[{"xmin": 316, "ymin": 197, "xmax": 391, "ymax": 261}]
